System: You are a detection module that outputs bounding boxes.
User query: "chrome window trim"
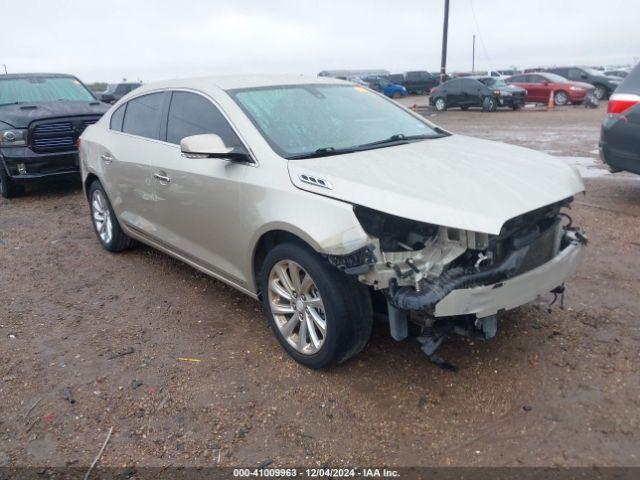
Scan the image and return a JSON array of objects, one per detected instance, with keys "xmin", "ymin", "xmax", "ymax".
[{"xmin": 107, "ymin": 87, "xmax": 258, "ymax": 167}]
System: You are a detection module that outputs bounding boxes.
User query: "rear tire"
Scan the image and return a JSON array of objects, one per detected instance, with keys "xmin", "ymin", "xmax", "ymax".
[
  {"xmin": 88, "ymin": 180, "xmax": 137, "ymax": 252},
  {"xmin": 0, "ymin": 165, "xmax": 24, "ymax": 199},
  {"xmin": 260, "ymin": 241, "xmax": 373, "ymax": 369}
]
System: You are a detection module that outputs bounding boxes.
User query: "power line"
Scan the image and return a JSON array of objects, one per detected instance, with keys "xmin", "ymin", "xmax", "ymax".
[{"xmin": 469, "ymin": 0, "xmax": 493, "ymax": 69}]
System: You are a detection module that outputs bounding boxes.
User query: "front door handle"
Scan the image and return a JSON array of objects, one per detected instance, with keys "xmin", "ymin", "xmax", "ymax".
[
  {"xmin": 101, "ymin": 153, "xmax": 113, "ymax": 164},
  {"xmin": 153, "ymin": 172, "xmax": 171, "ymax": 184}
]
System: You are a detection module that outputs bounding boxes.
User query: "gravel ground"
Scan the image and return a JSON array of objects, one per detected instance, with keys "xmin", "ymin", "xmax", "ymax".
[{"xmin": 1, "ymin": 100, "xmax": 639, "ymax": 470}]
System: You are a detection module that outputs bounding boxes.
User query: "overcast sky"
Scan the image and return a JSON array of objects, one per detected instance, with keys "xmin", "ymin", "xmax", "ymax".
[{"xmin": 3, "ymin": 0, "xmax": 638, "ymax": 83}]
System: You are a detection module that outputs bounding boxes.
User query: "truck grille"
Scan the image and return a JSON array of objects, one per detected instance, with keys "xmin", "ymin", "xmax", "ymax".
[{"xmin": 30, "ymin": 116, "xmax": 100, "ymax": 153}]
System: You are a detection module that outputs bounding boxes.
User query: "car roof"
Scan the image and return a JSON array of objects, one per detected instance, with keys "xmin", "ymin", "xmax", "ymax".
[
  {"xmin": 0, "ymin": 73, "xmax": 78, "ymax": 80},
  {"xmin": 131, "ymin": 75, "xmax": 349, "ymax": 94}
]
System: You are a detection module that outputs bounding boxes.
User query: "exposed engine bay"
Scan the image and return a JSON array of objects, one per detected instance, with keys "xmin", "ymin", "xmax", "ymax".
[{"xmin": 326, "ymin": 199, "xmax": 587, "ymax": 368}]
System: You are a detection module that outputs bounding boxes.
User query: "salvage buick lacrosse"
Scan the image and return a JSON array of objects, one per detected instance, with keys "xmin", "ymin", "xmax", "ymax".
[{"xmin": 79, "ymin": 76, "xmax": 586, "ymax": 369}]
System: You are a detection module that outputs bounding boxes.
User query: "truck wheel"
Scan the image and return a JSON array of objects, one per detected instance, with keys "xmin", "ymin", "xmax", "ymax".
[
  {"xmin": 88, "ymin": 180, "xmax": 137, "ymax": 252},
  {"xmin": 554, "ymin": 91, "xmax": 569, "ymax": 106},
  {"xmin": 434, "ymin": 97, "xmax": 447, "ymax": 111},
  {"xmin": 0, "ymin": 165, "xmax": 24, "ymax": 199},
  {"xmin": 260, "ymin": 242, "xmax": 373, "ymax": 369}
]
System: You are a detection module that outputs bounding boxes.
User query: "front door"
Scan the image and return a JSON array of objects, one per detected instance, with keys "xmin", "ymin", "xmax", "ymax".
[{"xmin": 148, "ymin": 91, "xmax": 251, "ymax": 285}]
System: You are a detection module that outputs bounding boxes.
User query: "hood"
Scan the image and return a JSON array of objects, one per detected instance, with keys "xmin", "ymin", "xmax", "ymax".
[
  {"xmin": 498, "ymin": 84, "xmax": 526, "ymax": 94},
  {"xmin": 571, "ymin": 81, "xmax": 594, "ymax": 90},
  {"xmin": 288, "ymin": 135, "xmax": 584, "ymax": 235},
  {"xmin": 0, "ymin": 101, "xmax": 109, "ymax": 128}
]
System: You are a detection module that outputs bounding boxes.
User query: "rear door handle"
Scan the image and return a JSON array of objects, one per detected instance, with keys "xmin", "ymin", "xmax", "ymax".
[
  {"xmin": 153, "ymin": 172, "xmax": 171, "ymax": 184},
  {"xmin": 101, "ymin": 153, "xmax": 113, "ymax": 164}
]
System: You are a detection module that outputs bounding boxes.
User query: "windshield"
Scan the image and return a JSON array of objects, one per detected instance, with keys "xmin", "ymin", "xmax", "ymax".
[
  {"xmin": 583, "ymin": 68, "xmax": 603, "ymax": 76},
  {"xmin": 0, "ymin": 76, "xmax": 95, "ymax": 105},
  {"xmin": 480, "ymin": 77, "xmax": 506, "ymax": 87},
  {"xmin": 229, "ymin": 84, "xmax": 442, "ymax": 159}
]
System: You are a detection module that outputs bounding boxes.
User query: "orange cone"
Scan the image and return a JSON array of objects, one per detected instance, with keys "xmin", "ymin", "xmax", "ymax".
[{"xmin": 547, "ymin": 90, "xmax": 554, "ymax": 110}]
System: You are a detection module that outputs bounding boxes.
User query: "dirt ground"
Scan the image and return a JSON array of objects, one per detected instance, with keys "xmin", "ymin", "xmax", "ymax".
[{"xmin": 1, "ymin": 99, "xmax": 639, "ymax": 471}]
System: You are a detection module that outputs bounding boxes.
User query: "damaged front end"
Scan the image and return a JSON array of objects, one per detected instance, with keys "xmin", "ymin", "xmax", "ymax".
[{"xmin": 327, "ymin": 200, "xmax": 587, "ymax": 365}]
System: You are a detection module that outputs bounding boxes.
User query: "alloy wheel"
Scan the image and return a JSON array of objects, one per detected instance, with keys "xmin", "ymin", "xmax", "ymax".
[
  {"xmin": 91, "ymin": 189, "xmax": 113, "ymax": 245},
  {"xmin": 435, "ymin": 98, "xmax": 446, "ymax": 111},
  {"xmin": 554, "ymin": 91, "xmax": 568, "ymax": 106},
  {"xmin": 268, "ymin": 260, "xmax": 326, "ymax": 355},
  {"xmin": 594, "ymin": 86, "xmax": 605, "ymax": 100}
]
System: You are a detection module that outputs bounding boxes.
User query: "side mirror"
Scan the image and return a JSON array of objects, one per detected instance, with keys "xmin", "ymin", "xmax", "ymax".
[
  {"xmin": 180, "ymin": 134, "xmax": 252, "ymax": 163},
  {"xmin": 543, "ymin": 81, "xmax": 550, "ymax": 86},
  {"xmin": 581, "ymin": 74, "xmax": 588, "ymax": 80},
  {"xmin": 101, "ymin": 94, "xmax": 115, "ymax": 103}
]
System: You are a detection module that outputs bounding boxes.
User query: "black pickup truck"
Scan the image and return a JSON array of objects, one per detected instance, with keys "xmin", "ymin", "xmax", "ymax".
[
  {"xmin": 0, "ymin": 73, "xmax": 109, "ymax": 198},
  {"xmin": 401, "ymin": 71, "xmax": 440, "ymax": 95}
]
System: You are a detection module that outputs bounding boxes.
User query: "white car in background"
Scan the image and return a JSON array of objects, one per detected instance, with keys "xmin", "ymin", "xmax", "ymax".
[{"xmin": 79, "ymin": 75, "xmax": 586, "ymax": 369}]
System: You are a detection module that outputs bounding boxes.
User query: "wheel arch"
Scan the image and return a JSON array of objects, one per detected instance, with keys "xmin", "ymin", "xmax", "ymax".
[
  {"xmin": 250, "ymin": 227, "xmax": 322, "ymax": 299},
  {"xmin": 84, "ymin": 172, "xmax": 100, "ymax": 200}
]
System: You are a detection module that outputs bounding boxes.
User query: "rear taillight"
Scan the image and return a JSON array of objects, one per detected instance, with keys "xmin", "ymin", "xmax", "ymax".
[{"xmin": 607, "ymin": 93, "xmax": 640, "ymax": 115}]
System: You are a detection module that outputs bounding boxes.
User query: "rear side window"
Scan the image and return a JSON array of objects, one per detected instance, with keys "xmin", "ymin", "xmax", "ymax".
[
  {"xmin": 166, "ymin": 91, "xmax": 241, "ymax": 147},
  {"xmin": 122, "ymin": 92, "xmax": 164, "ymax": 140},
  {"xmin": 110, "ymin": 104, "xmax": 126, "ymax": 131},
  {"xmin": 509, "ymin": 75, "xmax": 525, "ymax": 82}
]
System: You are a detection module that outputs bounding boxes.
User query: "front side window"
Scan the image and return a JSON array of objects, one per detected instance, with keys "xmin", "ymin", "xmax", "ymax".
[
  {"xmin": 165, "ymin": 91, "xmax": 241, "ymax": 146},
  {"xmin": 0, "ymin": 76, "xmax": 95, "ymax": 105},
  {"xmin": 121, "ymin": 92, "xmax": 164, "ymax": 140}
]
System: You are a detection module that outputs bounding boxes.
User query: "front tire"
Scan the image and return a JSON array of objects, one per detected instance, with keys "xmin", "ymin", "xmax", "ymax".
[
  {"xmin": 593, "ymin": 84, "xmax": 607, "ymax": 100},
  {"xmin": 482, "ymin": 96, "xmax": 497, "ymax": 112},
  {"xmin": 554, "ymin": 90, "xmax": 569, "ymax": 106},
  {"xmin": 88, "ymin": 180, "xmax": 137, "ymax": 252},
  {"xmin": 0, "ymin": 165, "xmax": 24, "ymax": 199},
  {"xmin": 260, "ymin": 242, "xmax": 372, "ymax": 369},
  {"xmin": 434, "ymin": 97, "xmax": 447, "ymax": 111}
]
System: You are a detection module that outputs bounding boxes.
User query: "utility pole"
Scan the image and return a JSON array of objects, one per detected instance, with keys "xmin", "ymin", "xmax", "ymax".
[
  {"xmin": 439, "ymin": 0, "xmax": 450, "ymax": 84},
  {"xmin": 472, "ymin": 35, "xmax": 476, "ymax": 73}
]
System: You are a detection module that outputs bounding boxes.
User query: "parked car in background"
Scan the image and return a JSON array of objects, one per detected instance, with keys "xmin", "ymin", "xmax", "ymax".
[
  {"xmin": 544, "ymin": 67, "xmax": 622, "ymax": 100},
  {"xmin": 99, "ymin": 82, "xmax": 142, "ymax": 104},
  {"xmin": 0, "ymin": 73, "xmax": 108, "ymax": 198},
  {"xmin": 429, "ymin": 76, "xmax": 525, "ymax": 112},
  {"xmin": 600, "ymin": 63, "xmax": 640, "ymax": 174},
  {"xmin": 402, "ymin": 71, "xmax": 439, "ymax": 95},
  {"xmin": 362, "ymin": 76, "xmax": 407, "ymax": 98},
  {"xmin": 507, "ymin": 72, "xmax": 593, "ymax": 105},
  {"xmin": 79, "ymin": 75, "xmax": 585, "ymax": 369}
]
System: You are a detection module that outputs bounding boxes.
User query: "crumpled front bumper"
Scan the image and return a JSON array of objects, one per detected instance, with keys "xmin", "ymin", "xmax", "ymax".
[{"xmin": 434, "ymin": 234, "xmax": 585, "ymax": 318}]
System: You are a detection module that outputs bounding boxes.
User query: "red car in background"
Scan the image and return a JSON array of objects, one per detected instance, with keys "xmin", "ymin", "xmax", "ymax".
[{"xmin": 506, "ymin": 72, "xmax": 594, "ymax": 105}]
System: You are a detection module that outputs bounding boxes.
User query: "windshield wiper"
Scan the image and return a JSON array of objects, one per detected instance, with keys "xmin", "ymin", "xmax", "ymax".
[
  {"xmin": 287, "ymin": 134, "xmax": 444, "ymax": 160},
  {"xmin": 287, "ymin": 146, "xmax": 359, "ymax": 160},
  {"xmin": 0, "ymin": 101, "xmax": 23, "ymax": 107},
  {"xmin": 357, "ymin": 133, "xmax": 438, "ymax": 149}
]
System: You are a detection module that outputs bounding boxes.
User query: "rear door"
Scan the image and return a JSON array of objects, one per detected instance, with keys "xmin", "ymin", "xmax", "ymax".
[
  {"xmin": 148, "ymin": 90, "xmax": 251, "ymax": 284},
  {"xmin": 100, "ymin": 91, "xmax": 168, "ymax": 237}
]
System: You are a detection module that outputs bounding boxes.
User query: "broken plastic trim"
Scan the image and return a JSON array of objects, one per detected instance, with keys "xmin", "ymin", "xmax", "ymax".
[{"xmin": 326, "ymin": 244, "xmax": 377, "ymax": 275}]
